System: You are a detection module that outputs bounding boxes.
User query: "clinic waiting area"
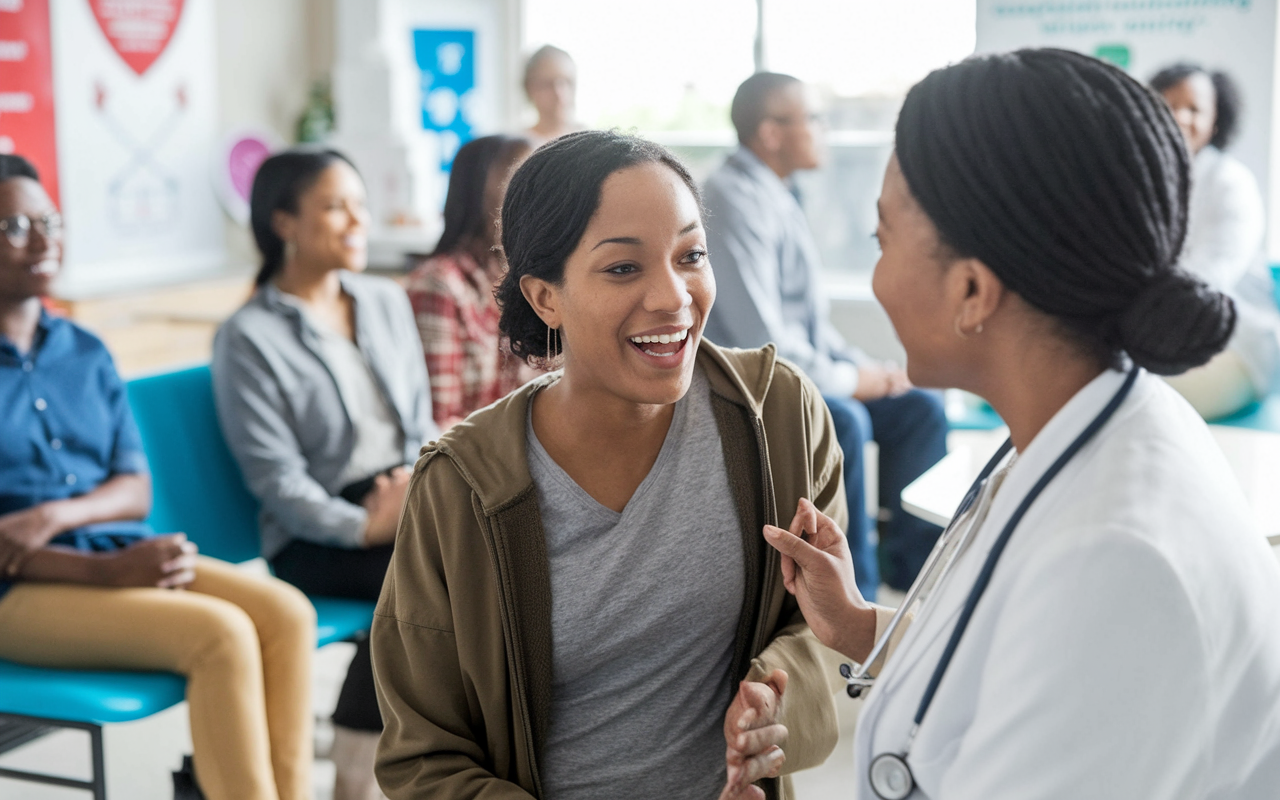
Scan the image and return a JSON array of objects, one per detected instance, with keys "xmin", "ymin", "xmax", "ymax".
[{"xmin": 3, "ymin": 1, "xmax": 1280, "ymax": 799}]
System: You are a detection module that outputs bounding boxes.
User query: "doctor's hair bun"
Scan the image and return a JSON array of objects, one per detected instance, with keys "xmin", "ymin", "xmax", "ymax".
[
  {"xmin": 895, "ymin": 48, "xmax": 1234, "ymax": 372},
  {"xmin": 1117, "ymin": 271, "xmax": 1236, "ymax": 376}
]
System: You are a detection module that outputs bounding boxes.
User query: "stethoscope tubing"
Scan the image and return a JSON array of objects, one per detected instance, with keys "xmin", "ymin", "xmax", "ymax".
[
  {"xmin": 844, "ymin": 437, "xmax": 1012, "ymax": 696},
  {"xmin": 909, "ymin": 365, "xmax": 1139, "ymax": 729}
]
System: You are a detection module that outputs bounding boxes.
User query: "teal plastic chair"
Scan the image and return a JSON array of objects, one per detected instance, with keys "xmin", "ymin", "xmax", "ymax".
[
  {"xmin": 1210, "ymin": 394, "xmax": 1280, "ymax": 433},
  {"xmin": 127, "ymin": 365, "xmax": 378, "ymax": 644},
  {"xmin": 0, "ymin": 365, "xmax": 376, "ymax": 797}
]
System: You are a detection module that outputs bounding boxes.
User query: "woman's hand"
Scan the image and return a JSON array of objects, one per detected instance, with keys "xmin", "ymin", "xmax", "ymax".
[
  {"xmin": 106, "ymin": 534, "xmax": 199, "ymax": 589},
  {"xmin": 0, "ymin": 505, "xmax": 60, "ymax": 578},
  {"xmin": 718, "ymin": 669, "xmax": 788, "ymax": 799},
  {"xmin": 764, "ymin": 498, "xmax": 879, "ymax": 663},
  {"xmin": 361, "ymin": 467, "xmax": 412, "ymax": 547}
]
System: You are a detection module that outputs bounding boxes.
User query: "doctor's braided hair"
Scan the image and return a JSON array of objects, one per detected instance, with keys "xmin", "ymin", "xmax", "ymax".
[{"xmin": 895, "ymin": 48, "xmax": 1235, "ymax": 375}]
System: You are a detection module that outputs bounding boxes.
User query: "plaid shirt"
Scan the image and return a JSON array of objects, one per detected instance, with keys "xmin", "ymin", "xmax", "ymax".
[{"xmin": 405, "ymin": 251, "xmax": 530, "ymax": 427}]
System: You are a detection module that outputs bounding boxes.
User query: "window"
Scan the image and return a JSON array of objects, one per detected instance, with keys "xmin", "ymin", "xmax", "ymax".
[{"xmin": 522, "ymin": 0, "xmax": 976, "ymax": 279}]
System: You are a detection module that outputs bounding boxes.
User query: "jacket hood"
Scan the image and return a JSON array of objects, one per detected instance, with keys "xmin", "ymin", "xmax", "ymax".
[{"xmin": 422, "ymin": 340, "xmax": 778, "ymax": 514}]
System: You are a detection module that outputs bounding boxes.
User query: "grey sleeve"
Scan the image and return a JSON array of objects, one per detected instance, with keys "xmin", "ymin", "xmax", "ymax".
[
  {"xmin": 211, "ymin": 326, "xmax": 368, "ymax": 549},
  {"xmin": 703, "ymin": 181, "xmax": 859, "ymax": 397}
]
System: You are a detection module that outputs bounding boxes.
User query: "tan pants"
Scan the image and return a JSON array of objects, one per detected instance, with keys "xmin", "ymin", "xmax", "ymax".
[
  {"xmin": 0, "ymin": 556, "xmax": 315, "ymax": 800},
  {"xmin": 1163, "ymin": 347, "xmax": 1259, "ymax": 420}
]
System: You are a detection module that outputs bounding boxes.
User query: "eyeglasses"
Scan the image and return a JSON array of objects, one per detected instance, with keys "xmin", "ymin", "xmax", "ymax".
[
  {"xmin": 0, "ymin": 212, "xmax": 64, "ymax": 248},
  {"xmin": 767, "ymin": 112, "xmax": 827, "ymax": 127}
]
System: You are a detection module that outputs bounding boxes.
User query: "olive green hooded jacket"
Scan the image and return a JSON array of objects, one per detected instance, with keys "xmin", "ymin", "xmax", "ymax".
[{"xmin": 372, "ymin": 342, "xmax": 848, "ymax": 799}]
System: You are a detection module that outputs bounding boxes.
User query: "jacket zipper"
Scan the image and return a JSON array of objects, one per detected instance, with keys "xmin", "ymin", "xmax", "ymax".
[
  {"xmin": 750, "ymin": 415, "xmax": 781, "ymax": 657},
  {"xmin": 486, "ymin": 513, "xmax": 544, "ymax": 798}
]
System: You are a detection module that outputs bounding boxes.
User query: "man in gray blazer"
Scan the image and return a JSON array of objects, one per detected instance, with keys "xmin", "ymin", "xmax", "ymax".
[{"xmin": 703, "ymin": 72, "xmax": 948, "ymax": 600}]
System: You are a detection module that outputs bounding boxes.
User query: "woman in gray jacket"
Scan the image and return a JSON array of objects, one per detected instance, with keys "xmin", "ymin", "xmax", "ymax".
[{"xmin": 212, "ymin": 149, "xmax": 438, "ymax": 800}]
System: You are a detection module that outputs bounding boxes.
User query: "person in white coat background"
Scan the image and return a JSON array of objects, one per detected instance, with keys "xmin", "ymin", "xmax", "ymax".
[
  {"xmin": 1151, "ymin": 63, "xmax": 1280, "ymax": 418},
  {"xmin": 733, "ymin": 49, "xmax": 1280, "ymax": 800}
]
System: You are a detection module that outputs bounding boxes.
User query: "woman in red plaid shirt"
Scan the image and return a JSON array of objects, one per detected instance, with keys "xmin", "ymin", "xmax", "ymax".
[{"xmin": 406, "ymin": 135, "xmax": 535, "ymax": 428}]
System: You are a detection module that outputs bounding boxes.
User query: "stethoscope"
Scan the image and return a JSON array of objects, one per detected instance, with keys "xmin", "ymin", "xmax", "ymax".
[{"xmin": 843, "ymin": 366, "xmax": 1140, "ymax": 800}]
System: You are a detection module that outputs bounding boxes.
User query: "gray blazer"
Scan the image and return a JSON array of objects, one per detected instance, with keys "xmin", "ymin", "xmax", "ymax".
[
  {"xmin": 211, "ymin": 271, "xmax": 439, "ymax": 559},
  {"xmin": 702, "ymin": 147, "xmax": 869, "ymax": 397}
]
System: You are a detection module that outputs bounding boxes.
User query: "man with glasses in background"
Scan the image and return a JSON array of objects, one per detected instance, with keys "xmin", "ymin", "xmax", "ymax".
[{"xmin": 702, "ymin": 72, "xmax": 948, "ymax": 601}]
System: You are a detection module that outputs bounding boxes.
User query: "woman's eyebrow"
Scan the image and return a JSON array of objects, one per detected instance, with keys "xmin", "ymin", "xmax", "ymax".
[
  {"xmin": 591, "ymin": 221, "xmax": 701, "ymax": 251},
  {"xmin": 591, "ymin": 236, "xmax": 642, "ymax": 251}
]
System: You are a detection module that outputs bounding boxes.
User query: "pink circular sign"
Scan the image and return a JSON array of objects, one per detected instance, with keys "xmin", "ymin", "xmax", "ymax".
[{"xmin": 228, "ymin": 137, "xmax": 272, "ymax": 204}]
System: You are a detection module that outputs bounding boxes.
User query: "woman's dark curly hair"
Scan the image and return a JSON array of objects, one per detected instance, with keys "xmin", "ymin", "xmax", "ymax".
[
  {"xmin": 495, "ymin": 130, "xmax": 701, "ymax": 363},
  {"xmin": 1150, "ymin": 62, "xmax": 1243, "ymax": 150}
]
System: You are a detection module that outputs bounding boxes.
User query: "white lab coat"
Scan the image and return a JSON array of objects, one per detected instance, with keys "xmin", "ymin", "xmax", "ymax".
[
  {"xmin": 1181, "ymin": 146, "xmax": 1280, "ymax": 395},
  {"xmin": 854, "ymin": 369, "xmax": 1280, "ymax": 799}
]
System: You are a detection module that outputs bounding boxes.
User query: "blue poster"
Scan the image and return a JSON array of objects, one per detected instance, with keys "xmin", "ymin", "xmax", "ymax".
[{"xmin": 413, "ymin": 29, "xmax": 476, "ymax": 170}]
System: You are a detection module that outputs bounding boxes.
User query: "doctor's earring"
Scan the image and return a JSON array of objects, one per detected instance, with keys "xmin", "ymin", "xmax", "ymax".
[{"xmin": 954, "ymin": 317, "xmax": 983, "ymax": 338}]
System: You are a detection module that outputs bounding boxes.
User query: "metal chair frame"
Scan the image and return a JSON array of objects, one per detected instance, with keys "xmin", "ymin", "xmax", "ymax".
[{"xmin": 0, "ymin": 713, "xmax": 106, "ymax": 799}]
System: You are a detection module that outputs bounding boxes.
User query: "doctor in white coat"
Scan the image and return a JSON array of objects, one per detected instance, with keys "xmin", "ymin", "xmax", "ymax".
[
  {"xmin": 1151, "ymin": 63, "xmax": 1280, "ymax": 418},
  {"xmin": 733, "ymin": 49, "xmax": 1280, "ymax": 800}
]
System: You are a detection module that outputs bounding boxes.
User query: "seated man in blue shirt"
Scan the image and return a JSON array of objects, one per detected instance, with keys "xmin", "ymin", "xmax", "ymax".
[
  {"xmin": 0, "ymin": 154, "xmax": 315, "ymax": 800},
  {"xmin": 703, "ymin": 73, "xmax": 948, "ymax": 599}
]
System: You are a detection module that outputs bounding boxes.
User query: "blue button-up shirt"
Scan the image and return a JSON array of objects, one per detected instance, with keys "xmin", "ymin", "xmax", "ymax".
[{"xmin": 0, "ymin": 311, "xmax": 151, "ymax": 596}]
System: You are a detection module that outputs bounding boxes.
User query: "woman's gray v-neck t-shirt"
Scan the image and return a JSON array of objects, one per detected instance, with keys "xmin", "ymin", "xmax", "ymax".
[{"xmin": 526, "ymin": 366, "xmax": 747, "ymax": 800}]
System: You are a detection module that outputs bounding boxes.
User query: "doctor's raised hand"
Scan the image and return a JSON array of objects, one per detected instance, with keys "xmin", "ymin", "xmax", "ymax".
[{"xmin": 763, "ymin": 498, "xmax": 879, "ymax": 664}]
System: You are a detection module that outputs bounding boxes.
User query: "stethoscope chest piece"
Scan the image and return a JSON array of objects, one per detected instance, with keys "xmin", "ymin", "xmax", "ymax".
[{"xmin": 870, "ymin": 752, "xmax": 915, "ymax": 800}]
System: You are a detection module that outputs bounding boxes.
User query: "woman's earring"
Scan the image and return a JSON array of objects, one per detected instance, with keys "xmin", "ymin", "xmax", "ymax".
[
  {"xmin": 284, "ymin": 240, "xmax": 298, "ymax": 262},
  {"xmin": 545, "ymin": 324, "xmax": 560, "ymax": 366}
]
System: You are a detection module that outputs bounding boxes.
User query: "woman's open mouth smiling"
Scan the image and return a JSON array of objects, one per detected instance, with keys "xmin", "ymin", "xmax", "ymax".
[{"xmin": 628, "ymin": 327, "xmax": 690, "ymax": 361}]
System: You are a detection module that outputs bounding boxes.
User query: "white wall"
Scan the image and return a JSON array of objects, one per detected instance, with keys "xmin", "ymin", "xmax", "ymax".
[{"xmin": 213, "ymin": 0, "xmax": 335, "ymax": 268}]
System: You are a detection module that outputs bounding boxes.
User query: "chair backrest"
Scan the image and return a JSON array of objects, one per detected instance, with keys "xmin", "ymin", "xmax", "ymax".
[{"xmin": 126, "ymin": 365, "xmax": 262, "ymax": 563}]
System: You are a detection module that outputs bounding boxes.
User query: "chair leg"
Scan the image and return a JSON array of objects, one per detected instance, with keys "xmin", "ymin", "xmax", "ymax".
[
  {"xmin": 89, "ymin": 723, "xmax": 107, "ymax": 800},
  {"xmin": 0, "ymin": 713, "xmax": 107, "ymax": 798}
]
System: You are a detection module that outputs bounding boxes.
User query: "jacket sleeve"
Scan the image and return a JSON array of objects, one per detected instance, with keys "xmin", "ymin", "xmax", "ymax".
[
  {"xmin": 372, "ymin": 456, "xmax": 534, "ymax": 800},
  {"xmin": 703, "ymin": 177, "xmax": 860, "ymax": 398},
  {"xmin": 211, "ymin": 325, "xmax": 368, "ymax": 549},
  {"xmin": 746, "ymin": 369, "xmax": 848, "ymax": 773}
]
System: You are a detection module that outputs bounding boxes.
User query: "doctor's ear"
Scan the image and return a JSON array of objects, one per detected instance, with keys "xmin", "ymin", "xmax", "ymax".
[
  {"xmin": 949, "ymin": 258, "xmax": 1004, "ymax": 334},
  {"xmin": 519, "ymin": 274, "xmax": 562, "ymax": 330}
]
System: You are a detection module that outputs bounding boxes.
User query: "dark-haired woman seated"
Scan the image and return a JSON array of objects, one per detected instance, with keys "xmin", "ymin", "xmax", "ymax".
[
  {"xmin": 1150, "ymin": 63, "xmax": 1280, "ymax": 418},
  {"xmin": 211, "ymin": 149, "xmax": 439, "ymax": 800},
  {"xmin": 0, "ymin": 155, "xmax": 316, "ymax": 800},
  {"xmin": 371, "ymin": 131, "xmax": 844, "ymax": 799},
  {"xmin": 758, "ymin": 50, "xmax": 1280, "ymax": 799},
  {"xmin": 404, "ymin": 134, "xmax": 536, "ymax": 429}
]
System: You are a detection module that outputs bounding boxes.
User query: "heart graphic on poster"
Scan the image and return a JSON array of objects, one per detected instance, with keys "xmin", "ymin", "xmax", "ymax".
[{"xmin": 89, "ymin": 0, "xmax": 186, "ymax": 77}]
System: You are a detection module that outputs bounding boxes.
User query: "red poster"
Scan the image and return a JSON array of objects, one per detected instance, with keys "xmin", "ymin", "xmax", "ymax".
[
  {"xmin": 89, "ymin": 0, "xmax": 184, "ymax": 77},
  {"xmin": 0, "ymin": 0, "xmax": 59, "ymax": 206}
]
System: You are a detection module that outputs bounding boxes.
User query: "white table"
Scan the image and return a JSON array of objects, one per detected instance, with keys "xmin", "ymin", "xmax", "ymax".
[{"xmin": 902, "ymin": 426, "xmax": 1280, "ymax": 551}]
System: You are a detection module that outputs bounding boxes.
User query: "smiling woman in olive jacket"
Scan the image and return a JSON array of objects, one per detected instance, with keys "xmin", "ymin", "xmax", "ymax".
[{"xmin": 371, "ymin": 131, "xmax": 846, "ymax": 800}]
